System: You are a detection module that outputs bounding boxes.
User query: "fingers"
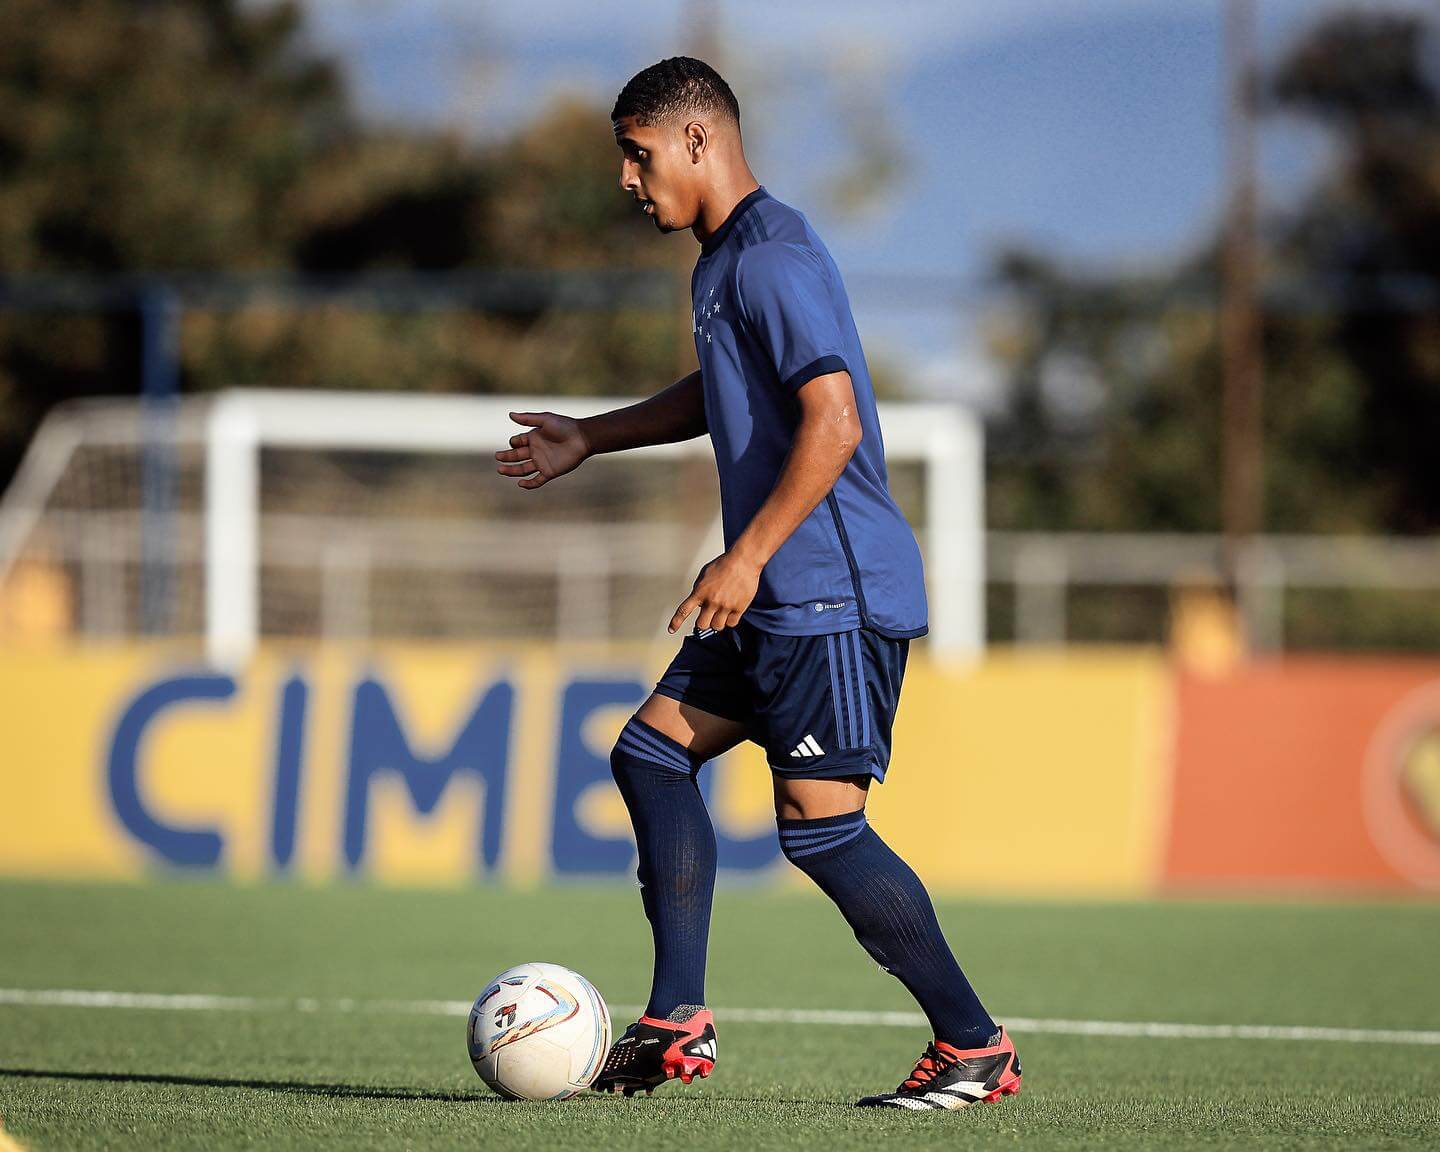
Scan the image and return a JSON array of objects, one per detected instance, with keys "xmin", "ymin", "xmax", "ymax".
[
  {"xmin": 495, "ymin": 436, "xmax": 538, "ymax": 477},
  {"xmin": 494, "ymin": 442, "xmax": 544, "ymax": 485},
  {"xmin": 669, "ymin": 593, "xmax": 701, "ymax": 634},
  {"xmin": 497, "ymin": 425, "xmax": 542, "ymax": 488},
  {"xmin": 672, "ymin": 600, "xmax": 744, "ymax": 634}
]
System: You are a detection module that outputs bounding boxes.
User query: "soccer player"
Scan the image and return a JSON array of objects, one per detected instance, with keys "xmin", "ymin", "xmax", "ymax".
[{"xmin": 494, "ymin": 57, "xmax": 1021, "ymax": 1111}]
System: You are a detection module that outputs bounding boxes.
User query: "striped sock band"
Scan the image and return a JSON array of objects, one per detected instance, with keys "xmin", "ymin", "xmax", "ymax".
[
  {"xmin": 777, "ymin": 811, "xmax": 870, "ymax": 859},
  {"xmin": 615, "ymin": 715, "xmax": 702, "ymax": 776}
]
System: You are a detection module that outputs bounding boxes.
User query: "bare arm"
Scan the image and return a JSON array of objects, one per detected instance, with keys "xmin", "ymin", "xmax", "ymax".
[
  {"xmin": 578, "ymin": 370, "xmax": 706, "ymax": 455},
  {"xmin": 495, "ymin": 371, "xmax": 706, "ymax": 489},
  {"xmin": 668, "ymin": 371, "xmax": 861, "ymax": 633}
]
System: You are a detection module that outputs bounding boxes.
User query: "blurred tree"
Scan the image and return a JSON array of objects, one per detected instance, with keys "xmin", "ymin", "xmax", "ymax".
[
  {"xmin": 0, "ymin": 1, "xmax": 679, "ymax": 489},
  {"xmin": 0, "ymin": 0, "xmax": 346, "ymax": 272},
  {"xmin": 987, "ymin": 7, "xmax": 1440, "ymax": 539},
  {"xmin": 182, "ymin": 97, "xmax": 679, "ymax": 402},
  {"xmin": 1269, "ymin": 11, "xmax": 1440, "ymax": 532},
  {"xmin": 0, "ymin": 0, "xmax": 337, "ymax": 479}
]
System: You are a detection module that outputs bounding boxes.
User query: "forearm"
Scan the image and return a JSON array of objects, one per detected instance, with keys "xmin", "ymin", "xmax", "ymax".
[
  {"xmin": 577, "ymin": 370, "xmax": 706, "ymax": 456},
  {"xmin": 731, "ymin": 415, "xmax": 857, "ymax": 570},
  {"xmin": 663, "ymin": 372, "xmax": 861, "ymax": 635}
]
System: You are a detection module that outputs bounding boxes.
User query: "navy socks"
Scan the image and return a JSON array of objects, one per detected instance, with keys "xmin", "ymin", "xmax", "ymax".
[
  {"xmin": 610, "ymin": 717, "xmax": 716, "ymax": 1019},
  {"xmin": 778, "ymin": 811, "xmax": 998, "ymax": 1048},
  {"xmin": 612, "ymin": 718, "xmax": 995, "ymax": 1045}
]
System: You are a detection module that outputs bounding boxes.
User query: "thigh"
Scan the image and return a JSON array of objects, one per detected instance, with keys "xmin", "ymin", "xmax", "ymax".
[
  {"xmin": 647, "ymin": 626, "xmax": 754, "ymax": 760},
  {"xmin": 636, "ymin": 692, "xmax": 749, "ymax": 763},
  {"xmin": 772, "ymin": 773, "xmax": 870, "ymax": 821}
]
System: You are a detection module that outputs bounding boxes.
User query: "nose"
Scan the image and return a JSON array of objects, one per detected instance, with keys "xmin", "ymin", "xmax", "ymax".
[{"xmin": 619, "ymin": 158, "xmax": 639, "ymax": 195}]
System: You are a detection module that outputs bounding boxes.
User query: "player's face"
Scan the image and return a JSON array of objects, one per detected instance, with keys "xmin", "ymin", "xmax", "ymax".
[{"xmin": 613, "ymin": 115, "xmax": 696, "ymax": 234}]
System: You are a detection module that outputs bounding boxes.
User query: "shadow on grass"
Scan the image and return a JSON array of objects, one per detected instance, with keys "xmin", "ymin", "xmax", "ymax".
[
  {"xmin": 0, "ymin": 1066, "xmax": 492, "ymax": 1103},
  {"xmin": 0, "ymin": 1067, "xmax": 829, "ymax": 1109}
]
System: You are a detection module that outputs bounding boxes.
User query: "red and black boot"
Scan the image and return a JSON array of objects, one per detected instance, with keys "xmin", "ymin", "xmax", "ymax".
[
  {"xmin": 856, "ymin": 1025, "xmax": 1022, "ymax": 1110},
  {"xmin": 592, "ymin": 1006, "xmax": 716, "ymax": 1096}
]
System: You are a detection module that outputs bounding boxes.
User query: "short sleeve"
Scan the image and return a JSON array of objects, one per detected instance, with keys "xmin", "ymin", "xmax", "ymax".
[{"xmin": 736, "ymin": 242, "xmax": 850, "ymax": 393}]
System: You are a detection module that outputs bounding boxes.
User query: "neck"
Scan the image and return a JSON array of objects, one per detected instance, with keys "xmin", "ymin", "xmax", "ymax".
[{"xmin": 692, "ymin": 169, "xmax": 761, "ymax": 247}]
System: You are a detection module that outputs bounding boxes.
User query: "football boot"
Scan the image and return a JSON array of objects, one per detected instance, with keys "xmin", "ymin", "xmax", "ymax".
[
  {"xmin": 856, "ymin": 1025, "xmax": 1021, "ymax": 1110},
  {"xmin": 592, "ymin": 1005, "xmax": 716, "ymax": 1096}
]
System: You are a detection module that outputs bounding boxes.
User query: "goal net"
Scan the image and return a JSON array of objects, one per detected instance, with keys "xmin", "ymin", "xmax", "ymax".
[{"xmin": 0, "ymin": 390, "xmax": 983, "ymax": 662}]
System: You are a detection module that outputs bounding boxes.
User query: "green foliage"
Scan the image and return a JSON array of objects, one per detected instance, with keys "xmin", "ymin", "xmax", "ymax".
[
  {"xmin": 987, "ymin": 8, "xmax": 1440, "ymax": 538},
  {"xmin": 0, "ymin": 0, "xmax": 345, "ymax": 271},
  {"xmin": 0, "ymin": 0, "xmax": 685, "ymax": 486}
]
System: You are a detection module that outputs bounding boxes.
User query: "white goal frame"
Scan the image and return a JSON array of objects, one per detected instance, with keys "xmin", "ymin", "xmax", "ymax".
[{"xmin": 2, "ymin": 389, "xmax": 985, "ymax": 663}]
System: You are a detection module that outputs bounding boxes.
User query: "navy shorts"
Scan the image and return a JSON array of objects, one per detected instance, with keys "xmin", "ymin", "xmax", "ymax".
[{"xmin": 653, "ymin": 621, "xmax": 910, "ymax": 782}]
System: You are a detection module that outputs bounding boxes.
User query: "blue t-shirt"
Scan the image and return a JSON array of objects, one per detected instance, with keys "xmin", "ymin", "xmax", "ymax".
[{"xmin": 691, "ymin": 186, "xmax": 928, "ymax": 639}]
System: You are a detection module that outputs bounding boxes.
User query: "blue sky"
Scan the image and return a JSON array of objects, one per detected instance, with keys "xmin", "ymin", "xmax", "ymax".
[{"xmin": 291, "ymin": 0, "xmax": 1427, "ymax": 399}]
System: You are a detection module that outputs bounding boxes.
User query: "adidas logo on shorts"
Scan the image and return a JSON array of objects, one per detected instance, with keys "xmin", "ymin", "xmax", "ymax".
[{"xmin": 789, "ymin": 734, "xmax": 824, "ymax": 758}]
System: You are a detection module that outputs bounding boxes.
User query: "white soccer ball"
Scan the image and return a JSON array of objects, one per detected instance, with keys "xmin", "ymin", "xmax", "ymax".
[{"xmin": 467, "ymin": 962, "xmax": 612, "ymax": 1101}]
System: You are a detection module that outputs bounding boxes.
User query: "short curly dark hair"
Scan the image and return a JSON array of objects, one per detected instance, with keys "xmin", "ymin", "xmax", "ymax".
[{"xmin": 611, "ymin": 57, "xmax": 740, "ymax": 129}]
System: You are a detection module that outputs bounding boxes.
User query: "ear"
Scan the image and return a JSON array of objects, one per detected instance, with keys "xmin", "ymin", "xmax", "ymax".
[{"xmin": 685, "ymin": 120, "xmax": 708, "ymax": 164}]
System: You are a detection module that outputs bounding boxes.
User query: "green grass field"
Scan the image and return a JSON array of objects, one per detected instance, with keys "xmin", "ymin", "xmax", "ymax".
[{"xmin": 1, "ymin": 880, "xmax": 1437, "ymax": 1150}]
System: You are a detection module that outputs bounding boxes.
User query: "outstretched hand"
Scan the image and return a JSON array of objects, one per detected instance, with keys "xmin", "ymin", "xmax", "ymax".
[
  {"xmin": 669, "ymin": 552, "xmax": 761, "ymax": 634},
  {"xmin": 494, "ymin": 411, "xmax": 591, "ymax": 489}
]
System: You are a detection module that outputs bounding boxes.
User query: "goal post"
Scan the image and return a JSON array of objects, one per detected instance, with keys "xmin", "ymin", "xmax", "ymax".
[{"xmin": 1, "ymin": 389, "xmax": 986, "ymax": 663}]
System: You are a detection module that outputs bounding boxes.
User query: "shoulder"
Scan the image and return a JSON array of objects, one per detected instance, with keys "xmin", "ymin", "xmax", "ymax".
[
  {"xmin": 749, "ymin": 192, "xmax": 813, "ymax": 245},
  {"xmin": 735, "ymin": 239, "xmax": 828, "ymax": 295}
]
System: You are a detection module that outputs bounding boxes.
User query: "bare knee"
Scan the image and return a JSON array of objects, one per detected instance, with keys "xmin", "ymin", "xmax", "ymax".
[
  {"xmin": 631, "ymin": 693, "xmax": 748, "ymax": 763},
  {"xmin": 773, "ymin": 774, "xmax": 870, "ymax": 821}
]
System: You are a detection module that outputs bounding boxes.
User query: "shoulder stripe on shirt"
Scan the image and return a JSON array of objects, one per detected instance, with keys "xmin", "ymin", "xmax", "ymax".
[
  {"xmin": 739, "ymin": 210, "xmax": 762, "ymax": 249},
  {"xmin": 733, "ymin": 211, "xmax": 751, "ymax": 249}
]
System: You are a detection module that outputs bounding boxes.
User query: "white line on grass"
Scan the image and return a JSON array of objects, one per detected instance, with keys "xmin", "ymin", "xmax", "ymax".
[{"xmin": 2, "ymin": 987, "xmax": 1439, "ymax": 1047}]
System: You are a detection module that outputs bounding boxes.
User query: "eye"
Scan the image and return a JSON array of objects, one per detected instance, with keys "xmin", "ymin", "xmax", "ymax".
[{"xmin": 636, "ymin": 149, "xmax": 649, "ymax": 161}]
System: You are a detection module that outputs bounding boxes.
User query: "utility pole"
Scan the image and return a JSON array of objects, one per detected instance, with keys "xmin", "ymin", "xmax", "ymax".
[
  {"xmin": 1221, "ymin": 0, "xmax": 1265, "ymax": 600},
  {"xmin": 140, "ymin": 281, "xmax": 180, "ymax": 636}
]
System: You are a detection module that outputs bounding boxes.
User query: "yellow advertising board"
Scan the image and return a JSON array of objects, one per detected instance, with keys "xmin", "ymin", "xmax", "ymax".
[
  {"xmin": 869, "ymin": 651, "xmax": 1171, "ymax": 893},
  {"xmin": 0, "ymin": 644, "xmax": 1168, "ymax": 895}
]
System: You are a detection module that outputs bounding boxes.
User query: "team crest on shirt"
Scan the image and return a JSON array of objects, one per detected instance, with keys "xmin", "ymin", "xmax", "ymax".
[{"xmin": 694, "ymin": 285, "xmax": 724, "ymax": 345}]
